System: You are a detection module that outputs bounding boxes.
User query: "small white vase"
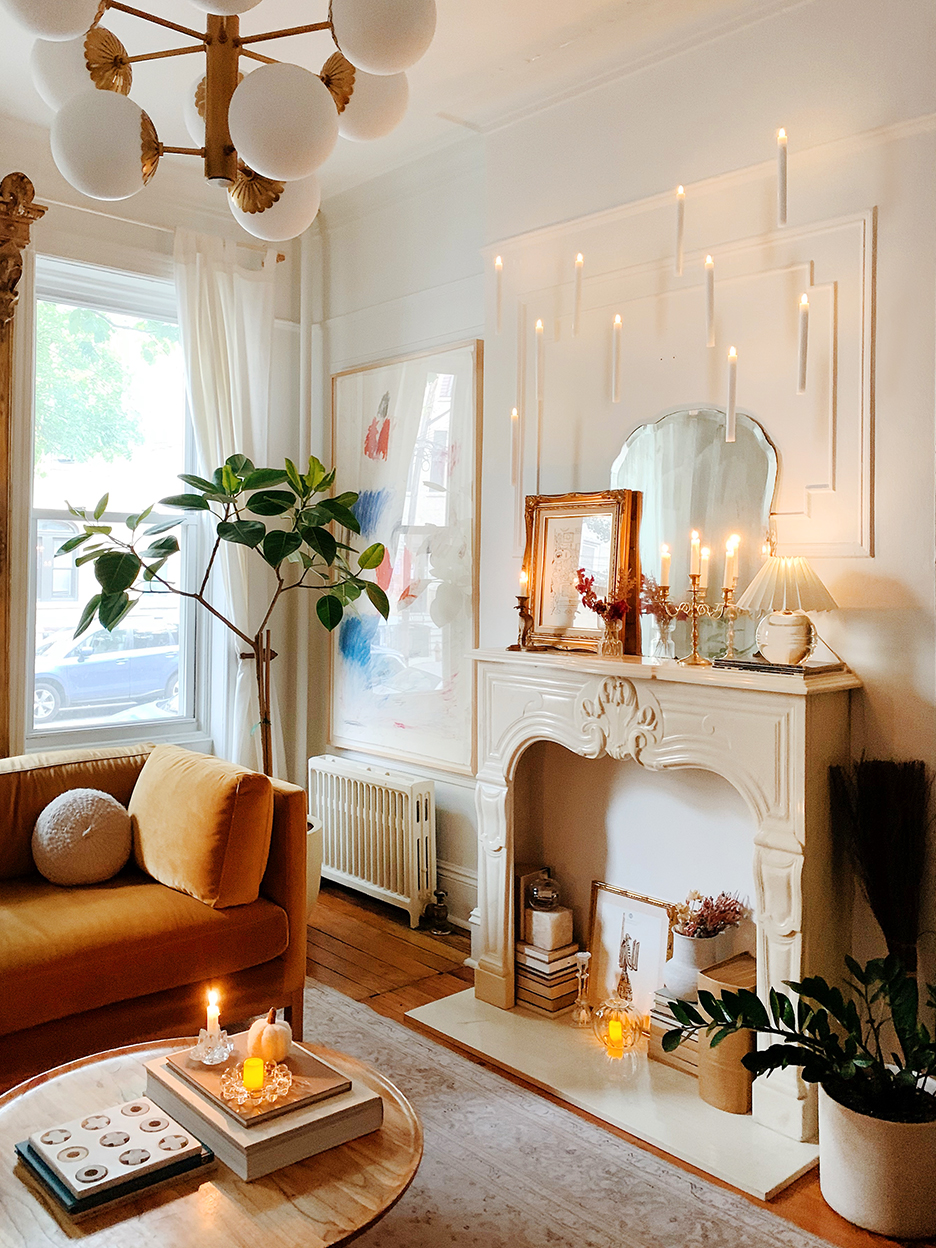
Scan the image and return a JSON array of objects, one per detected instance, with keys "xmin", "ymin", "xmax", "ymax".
[
  {"xmin": 819, "ymin": 1085, "xmax": 936, "ymax": 1238},
  {"xmin": 662, "ymin": 931, "xmax": 730, "ymax": 1002}
]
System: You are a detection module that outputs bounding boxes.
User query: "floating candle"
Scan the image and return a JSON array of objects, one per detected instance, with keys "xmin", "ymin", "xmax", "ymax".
[
  {"xmin": 675, "ymin": 186, "xmax": 685, "ymax": 276},
  {"xmin": 726, "ymin": 346, "xmax": 737, "ymax": 443},
  {"xmin": 797, "ymin": 293, "xmax": 809, "ymax": 394},
  {"xmin": 494, "ymin": 255, "xmax": 503, "ymax": 334},
  {"xmin": 611, "ymin": 314, "xmax": 622, "ymax": 403},
  {"xmin": 573, "ymin": 253, "xmax": 583, "ymax": 336},
  {"xmin": 704, "ymin": 255, "xmax": 715, "ymax": 348},
  {"xmin": 777, "ymin": 128, "xmax": 788, "ymax": 226}
]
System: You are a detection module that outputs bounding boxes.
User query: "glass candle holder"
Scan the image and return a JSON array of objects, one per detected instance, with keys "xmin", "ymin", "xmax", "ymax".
[{"xmin": 592, "ymin": 993, "xmax": 641, "ymax": 1058}]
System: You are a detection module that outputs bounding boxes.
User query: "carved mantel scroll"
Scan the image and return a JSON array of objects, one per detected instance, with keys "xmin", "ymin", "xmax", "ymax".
[
  {"xmin": 0, "ymin": 172, "xmax": 46, "ymax": 759},
  {"xmin": 576, "ymin": 676, "xmax": 661, "ymax": 761},
  {"xmin": 471, "ymin": 648, "xmax": 859, "ymax": 1145}
]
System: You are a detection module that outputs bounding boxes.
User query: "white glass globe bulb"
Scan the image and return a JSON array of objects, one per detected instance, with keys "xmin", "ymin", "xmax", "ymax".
[
  {"xmin": 339, "ymin": 67, "xmax": 408, "ymax": 141},
  {"xmin": 229, "ymin": 64, "xmax": 338, "ymax": 182},
  {"xmin": 51, "ymin": 90, "xmax": 158, "ymax": 201},
  {"xmin": 330, "ymin": 0, "xmax": 436, "ymax": 75},
  {"xmin": 186, "ymin": 0, "xmax": 262, "ymax": 13},
  {"xmin": 31, "ymin": 28, "xmax": 130, "ymax": 111},
  {"xmin": 183, "ymin": 74, "xmax": 206, "ymax": 146},
  {"xmin": 229, "ymin": 171, "xmax": 321, "ymax": 242},
  {"xmin": 2, "ymin": 0, "xmax": 100, "ymax": 41}
]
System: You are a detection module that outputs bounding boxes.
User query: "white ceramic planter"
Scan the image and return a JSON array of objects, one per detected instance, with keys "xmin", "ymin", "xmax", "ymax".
[
  {"xmin": 662, "ymin": 931, "xmax": 730, "ymax": 1002},
  {"xmin": 819, "ymin": 1086, "xmax": 936, "ymax": 1238}
]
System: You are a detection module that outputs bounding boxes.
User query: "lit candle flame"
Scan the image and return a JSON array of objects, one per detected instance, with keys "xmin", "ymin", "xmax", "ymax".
[
  {"xmin": 778, "ymin": 127, "xmax": 787, "ymax": 141},
  {"xmin": 728, "ymin": 346, "xmax": 737, "ymax": 360},
  {"xmin": 614, "ymin": 313, "xmax": 622, "ymax": 325},
  {"xmin": 801, "ymin": 293, "xmax": 809, "ymax": 307},
  {"xmin": 535, "ymin": 318, "xmax": 543, "ymax": 330},
  {"xmin": 494, "ymin": 255, "xmax": 502, "ymax": 270}
]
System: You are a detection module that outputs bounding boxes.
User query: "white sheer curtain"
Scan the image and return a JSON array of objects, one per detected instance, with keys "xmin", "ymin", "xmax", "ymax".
[{"xmin": 173, "ymin": 229, "xmax": 285, "ymax": 775}]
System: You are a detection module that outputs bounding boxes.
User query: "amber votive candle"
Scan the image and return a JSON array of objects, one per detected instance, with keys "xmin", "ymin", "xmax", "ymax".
[{"xmin": 242, "ymin": 1057, "xmax": 265, "ymax": 1091}]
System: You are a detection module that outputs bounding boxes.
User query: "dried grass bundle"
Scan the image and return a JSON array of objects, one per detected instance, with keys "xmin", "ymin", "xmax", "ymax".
[{"xmin": 829, "ymin": 759, "xmax": 931, "ymax": 971}]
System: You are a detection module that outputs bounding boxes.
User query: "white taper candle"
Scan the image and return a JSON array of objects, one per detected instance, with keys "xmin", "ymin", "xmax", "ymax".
[
  {"xmin": 660, "ymin": 543, "xmax": 671, "ymax": 589},
  {"xmin": 611, "ymin": 314, "xmax": 622, "ymax": 403},
  {"xmin": 797, "ymin": 293, "xmax": 809, "ymax": 394},
  {"xmin": 535, "ymin": 319, "xmax": 545, "ymax": 406},
  {"xmin": 690, "ymin": 530, "xmax": 701, "ymax": 576},
  {"xmin": 495, "ymin": 255, "xmax": 503, "ymax": 334},
  {"xmin": 572, "ymin": 253, "xmax": 583, "ymax": 336},
  {"xmin": 510, "ymin": 406, "xmax": 520, "ymax": 486},
  {"xmin": 726, "ymin": 346, "xmax": 737, "ymax": 443},
  {"xmin": 704, "ymin": 255, "xmax": 715, "ymax": 347},
  {"xmin": 675, "ymin": 186, "xmax": 685, "ymax": 276},
  {"xmin": 777, "ymin": 128, "xmax": 788, "ymax": 226},
  {"xmin": 699, "ymin": 546, "xmax": 710, "ymax": 590}
]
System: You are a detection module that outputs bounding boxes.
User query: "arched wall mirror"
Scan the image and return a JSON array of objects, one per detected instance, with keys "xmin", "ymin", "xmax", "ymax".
[{"xmin": 610, "ymin": 407, "xmax": 779, "ymax": 658}]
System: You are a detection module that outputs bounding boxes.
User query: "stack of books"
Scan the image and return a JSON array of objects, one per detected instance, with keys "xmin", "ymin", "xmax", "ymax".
[
  {"xmin": 145, "ymin": 1033, "xmax": 383, "ymax": 1180},
  {"xmin": 515, "ymin": 940, "xmax": 580, "ymax": 1014},
  {"xmin": 648, "ymin": 990, "xmax": 699, "ymax": 1076}
]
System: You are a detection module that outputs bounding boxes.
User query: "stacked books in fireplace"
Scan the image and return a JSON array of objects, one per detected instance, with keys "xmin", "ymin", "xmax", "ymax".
[{"xmin": 515, "ymin": 941, "xmax": 580, "ymax": 1013}]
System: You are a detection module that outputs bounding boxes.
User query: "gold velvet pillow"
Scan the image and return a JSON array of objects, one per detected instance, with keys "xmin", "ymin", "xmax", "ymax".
[{"xmin": 129, "ymin": 745, "xmax": 274, "ymax": 908}]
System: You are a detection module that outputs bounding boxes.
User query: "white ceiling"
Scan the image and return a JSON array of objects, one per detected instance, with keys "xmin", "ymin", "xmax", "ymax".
[{"xmin": 0, "ymin": 0, "xmax": 762, "ymax": 199}]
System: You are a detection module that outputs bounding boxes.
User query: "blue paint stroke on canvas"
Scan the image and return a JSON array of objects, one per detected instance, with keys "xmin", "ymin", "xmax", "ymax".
[
  {"xmin": 338, "ymin": 614, "xmax": 378, "ymax": 668},
  {"xmin": 353, "ymin": 488, "xmax": 391, "ymax": 539}
]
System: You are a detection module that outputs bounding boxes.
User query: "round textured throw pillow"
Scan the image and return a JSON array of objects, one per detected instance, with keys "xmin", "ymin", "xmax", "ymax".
[{"xmin": 32, "ymin": 788, "xmax": 132, "ymax": 886}]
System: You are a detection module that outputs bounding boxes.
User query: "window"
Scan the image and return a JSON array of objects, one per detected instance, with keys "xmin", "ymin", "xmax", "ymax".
[{"xmin": 27, "ymin": 257, "xmax": 200, "ymax": 745}]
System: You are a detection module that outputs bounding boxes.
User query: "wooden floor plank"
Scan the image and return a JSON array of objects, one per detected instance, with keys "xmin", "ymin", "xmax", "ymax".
[
  {"xmin": 312, "ymin": 903, "xmax": 464, "ymax": 975},
  {"xmin": 306, "ymin": 960, "xmax": 372, "ymax": 1001},
  {"xmin": 315, "ymin": 886, "xmax": 469, "ymax": 963},
  {"xmin": 305, "ymin": 927, "xmax": 418, "ymax": 991}
]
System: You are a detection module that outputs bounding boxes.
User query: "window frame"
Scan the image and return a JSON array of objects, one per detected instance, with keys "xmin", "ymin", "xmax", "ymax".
[{"xmin": 23, "ymin": 255, "xmax": 213, "ymax": 755}]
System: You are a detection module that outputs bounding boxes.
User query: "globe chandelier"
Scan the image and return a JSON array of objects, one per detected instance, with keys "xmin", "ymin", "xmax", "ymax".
[{"xmin": 5, "ymin": 0, "xmax": 436, "ymax": 240}]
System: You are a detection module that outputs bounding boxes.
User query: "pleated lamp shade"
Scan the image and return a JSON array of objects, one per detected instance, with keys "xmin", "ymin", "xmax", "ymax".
[{"xmin": 736, "ymin": 556, "xmax": 837, "ymax": 614}]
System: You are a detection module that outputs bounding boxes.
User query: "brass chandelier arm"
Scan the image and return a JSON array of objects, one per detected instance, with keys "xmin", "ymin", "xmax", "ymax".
[
  {"xmin": 239, "ymin": 48, "xmax": 278, "ymax": 64},
  {"xmin": 237, "ymin": 20, "xmax": 331, "ymax": 45},
  {"xmin": 159, "ymin": 145, "xmax": 206, "ymax": 156},
  {"xmin": 102, "ymin": 0, "xmax": 206, "ymax": 42},
  {"xmin": 125, "ymin": 44, "xmax": 206, "ymax": 63}
]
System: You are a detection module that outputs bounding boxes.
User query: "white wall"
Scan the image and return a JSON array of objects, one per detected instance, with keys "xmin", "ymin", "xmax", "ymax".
[{"xmin": 317, "ymin": 0, "xmax": 936, "ymax": 942}]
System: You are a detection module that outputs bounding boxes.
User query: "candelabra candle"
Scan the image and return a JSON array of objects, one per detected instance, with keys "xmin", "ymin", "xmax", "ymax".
[
  {"xmin": 777, "ymin": 128, "xmax": 788, "ymax": 226},
  {"xmin": 611, "ymin": 314, "xmax": 622, "ymax": 403},
  {"xmin": 797, "ymin": 293, "xmax": 809, "ymax": 394},
  {"xmin": 495, "ymin": 255, "xmax": 503, "ymax": 334},
  {"xmin": 705, "ymin": 255, "xmax": 715, "ymax": 347},
  {"xmin": 675, "ymin": 186, "xmax": 685, "ymax": 276},
  {"xmin": 573, "ymin": 253, "xmax": 583, "ymax": 336},
  {"xmin": 659, "ymin": 542, "xmax": 671, "ymax": 589},
  {"xmin": 699, "ymin": 546, "xmax": 710, "ymax": 590}
]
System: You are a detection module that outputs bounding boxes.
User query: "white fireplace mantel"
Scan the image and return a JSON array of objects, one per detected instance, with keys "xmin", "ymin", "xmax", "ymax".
[{"xmin": 467, "ymin": 649, "xmax": 859, "ymax": 1146}]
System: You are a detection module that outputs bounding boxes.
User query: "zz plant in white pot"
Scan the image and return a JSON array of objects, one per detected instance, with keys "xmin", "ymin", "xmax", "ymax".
[{"xmin": 663, "ymin": 955, "xmax": 936, "ymax": 1238}]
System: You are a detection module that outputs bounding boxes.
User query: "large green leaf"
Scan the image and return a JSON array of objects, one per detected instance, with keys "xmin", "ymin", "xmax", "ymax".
[
  {"xmin": 284, "ymin": 458, "xmax": 304, "ymax": 495},
  {"xmin": 225, "ymin": 454, "xmax": 254, "ymax": 477},
  {"xmin": 93, "ymin": 492, "xmax": 109, "ymax": 520},
  {"xmin": 99, "ymin": 590, "xmax": 134, "ymax": 630},
  {"xmin": 365, "ymin": 582, "xmax": 390, "ymax": 618},
  {"xmin": 318, "ymin": 498, "xmax": 360, "ymax": 533},
  {"xmin": 139, "ymin": 536, "xmax": 180, "ymax": 560},
  {"xmin": 358, "ymin": 542, "xmax": 385, "ymax": 570},
  {"xmin": 160, "ymin": 493, "xmax": 210, "ymax": 510},
  {"xmin": 300, "ymin": 525, "xmax": 337, "ymax": 566},
  {"xmin": 57, "ymin": 532, "xmax": 91, "ymax": 554},
  {"xmin": 246, "ymin": 489, "xmax": 297, "ymax": 516},
  {"xmin": 316, "ymin": 595, "xmax": 343, "ymax": 631},
  {"xmin": 261, "ymin": 529, "xmax": 303, "ymax": 567},
  {"xmin": 125, "ymin": 505, "xmax": 153, "ymax": 532},
  {"xmin": 143, "ymin": 557, "xmax": 169, "ymax": 582},
  {"xmin": 221, "ymin": 463, "xmax": 241, "ymax": 494},
  {"xmin": 178, "ymin": 473, "xmax": 216, "ymax": 493},
  {"xmin": 302, "ymin": 455, "xmax": 328, "ymax": 493},
  {"xmin": 333, "ymin": 491, "xmax": 358, "ymax": 508},
  {"xmin": 73, "ymin": 594, "xmax": 101, "ymax": 638},
  {"xmin": 142, "ymin": 517, "xmax": 183, "ymax": 536},
  {"xmin": 218, "ymin": 519, "xmax": 266, "ymax": 548},
  {"xmin": 242, "ymin": 468, "xmax": 289, "ymax": 491},
  {"xmin": 94, "ymin": 550, "xmax": 142, "ymax": 594}
]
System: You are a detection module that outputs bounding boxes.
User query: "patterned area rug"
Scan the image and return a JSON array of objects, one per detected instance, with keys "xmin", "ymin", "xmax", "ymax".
[{"xmin": 303, "ymin": 981, "xmax": 831, "ymax": 1248}]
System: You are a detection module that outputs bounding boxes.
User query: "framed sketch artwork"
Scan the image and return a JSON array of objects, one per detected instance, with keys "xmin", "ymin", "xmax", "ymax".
[
  {"xmin": 522, "ymin": 490, "xmax": 641, "ymax": 653},
  {"xmin": 587, "ymin": 881, "xmax": 678, "ymax": 1028},
  {"xmin": 330, "ymin": 341, "xmax": 481, "ymax": 774}
]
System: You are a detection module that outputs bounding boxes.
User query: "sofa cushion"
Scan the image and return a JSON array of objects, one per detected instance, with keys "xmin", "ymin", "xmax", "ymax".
[
  {"xmin": 32, "ymin": 788, "xmax": 132, "ymax": 886},
  {"xmin": 0, "ymin": 870, "xmax": 289, "ymax": 1035},
  {"xmin": 0, "ymin": 744, "xmax": 153, "ymax": 882},
  {"xmin": 129, "ymin": 745, "xmax": 274, "ymax": 909}
]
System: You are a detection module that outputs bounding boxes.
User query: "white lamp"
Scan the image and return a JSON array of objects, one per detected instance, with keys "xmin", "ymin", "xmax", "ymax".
[
  {"xmin": 330, "ymin": 0, "xmax": 436, "ymax": 75},
  {"xmin": 31, "ymin": 29, "xmax": 131, "ymax": 110},
  {"xmin": 50, "ymin": 90, "xmax": 158, "ymax": 201},
  {"xmin": 735, "ymin": 555, "xmax": 837, "ymax": 666},
  {"xmin": 5, "ymin": 0, "xmax": 100, "ymax": 41},
  {"xmin": 337, "ymin": 64, "xmax": 408, "ymax": 140},
  {"xmin": 228, "ymin": 63, "xmax": 339, "ymax": 182},
  {"xmin": 228, "ymin": 169, "xmax": 321, "ymax": 241}
]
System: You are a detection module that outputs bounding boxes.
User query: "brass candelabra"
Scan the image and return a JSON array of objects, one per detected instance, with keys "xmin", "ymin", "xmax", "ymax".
[{"xmin": 658, "ymin": 580, "xmax": 743, "ymax": 666}]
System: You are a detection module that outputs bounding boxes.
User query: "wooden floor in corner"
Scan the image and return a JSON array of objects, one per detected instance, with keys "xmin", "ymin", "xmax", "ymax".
[{"xmin": 308, "ymin": 882, "xmax": 934, "ymax": 1248}]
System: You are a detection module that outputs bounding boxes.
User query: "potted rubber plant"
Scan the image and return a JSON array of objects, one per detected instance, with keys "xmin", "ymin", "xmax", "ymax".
[{"xmin": 663, "ymin": 955, "xmax": 936, "ymax": 1237}]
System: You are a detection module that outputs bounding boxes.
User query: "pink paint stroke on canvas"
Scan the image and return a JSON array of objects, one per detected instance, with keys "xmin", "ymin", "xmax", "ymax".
[{"xmin": 364, "ymin": 391, "xmax": 391, "ymax": 460}]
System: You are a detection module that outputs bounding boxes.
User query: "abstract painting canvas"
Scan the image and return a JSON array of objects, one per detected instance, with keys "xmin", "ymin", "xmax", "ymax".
[{"xmin": 330, "ymin": 341, "xmax": 481, "ymax": 773}]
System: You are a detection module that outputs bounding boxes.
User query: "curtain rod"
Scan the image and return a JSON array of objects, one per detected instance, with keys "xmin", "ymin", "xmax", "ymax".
[{"xmin": 41, "ymin": 196, "xmax": 285, "ymax": 261}]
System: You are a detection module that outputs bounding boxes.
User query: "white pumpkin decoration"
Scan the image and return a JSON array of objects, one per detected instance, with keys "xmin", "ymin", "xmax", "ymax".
[{"xmin": 246, "ymin": 1007, "xmax": 292, "ymax": 1061}]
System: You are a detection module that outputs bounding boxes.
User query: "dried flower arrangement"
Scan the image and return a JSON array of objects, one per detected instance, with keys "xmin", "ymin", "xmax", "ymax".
[
  {"xmin": 640, "ymin": 573, "xmax": 685, "ymax": 622},
  {"xmin": 575, "ymin": 568, "xmax": 629, "ymax": 622},
  {"xmin": 673, "ymin": 890, "xmax": 747, "ymax": 938}
]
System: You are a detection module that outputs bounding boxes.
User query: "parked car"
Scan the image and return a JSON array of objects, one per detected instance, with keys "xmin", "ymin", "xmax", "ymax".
[{"xmin": 33, "ymin": 623, "xmax": 179, "ymax": 724}]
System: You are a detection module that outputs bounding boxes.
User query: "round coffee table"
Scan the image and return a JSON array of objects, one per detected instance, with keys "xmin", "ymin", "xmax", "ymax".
[{"xmin": 0, "ymin": 1037, "xmax": 422, "ymax": 1246}]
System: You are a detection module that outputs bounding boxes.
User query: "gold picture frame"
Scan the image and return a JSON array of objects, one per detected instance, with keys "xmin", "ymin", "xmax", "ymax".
[
  {"xmin": 587, "ymin": 881, "xmax": 679, "ymax": 1027},
  {"xmin": 522, "ymin": 490, "xmax": 641, "ymax": 652}
]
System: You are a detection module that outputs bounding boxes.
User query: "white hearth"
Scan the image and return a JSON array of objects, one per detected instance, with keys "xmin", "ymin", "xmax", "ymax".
[{"xmin": 410, "ymin": 649, "xmax": 860, "ymax": 1193}]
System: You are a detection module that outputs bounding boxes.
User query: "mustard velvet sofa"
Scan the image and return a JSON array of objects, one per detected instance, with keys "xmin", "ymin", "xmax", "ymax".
[{"xmin": 0, "ymin": 743, "xmax": 307, "ymax": 1090}]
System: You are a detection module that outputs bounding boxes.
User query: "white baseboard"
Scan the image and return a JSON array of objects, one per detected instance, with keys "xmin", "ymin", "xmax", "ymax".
[{"xmin": 437, "ymin": 858, "xmax": 478, "ymax": 931}]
